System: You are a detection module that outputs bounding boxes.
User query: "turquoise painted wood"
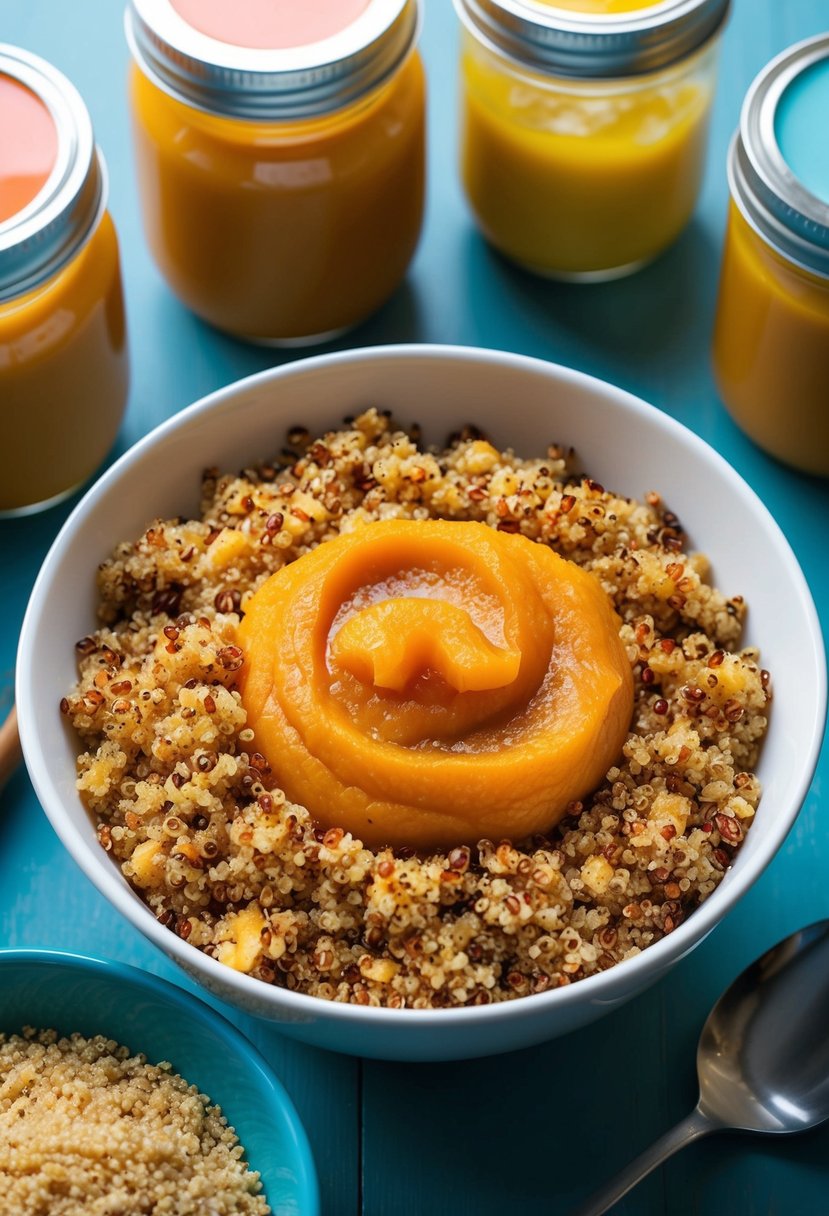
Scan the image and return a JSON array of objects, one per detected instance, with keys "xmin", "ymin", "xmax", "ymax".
[{"xmin": 1, "ymin": 2, "xmax": 828, "ymax": 1213}]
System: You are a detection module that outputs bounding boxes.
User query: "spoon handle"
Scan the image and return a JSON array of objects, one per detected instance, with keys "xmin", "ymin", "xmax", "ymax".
[
  {"xmin": 0, "ymin": 706, "xmax": 22, "ymax": 792},
  {"xmin": 572, "ymin": 1106, "xmax": 714, "ymax": 1216}
]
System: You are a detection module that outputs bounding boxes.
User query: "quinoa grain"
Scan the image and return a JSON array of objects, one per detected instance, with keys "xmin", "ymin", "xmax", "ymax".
[
  {"xmin": 65, "ymin": 410, "xmax": 769, "ymax": 1008},
  {"xmin": 0, "ymin": 1029, "xmax": 268, "ymax": 1215}
]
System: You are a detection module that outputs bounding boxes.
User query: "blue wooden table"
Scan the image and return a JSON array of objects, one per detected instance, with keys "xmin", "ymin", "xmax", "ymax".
[{"xmin": 2, "ymin": 2, "xmax": 828, "ymax": 1213}]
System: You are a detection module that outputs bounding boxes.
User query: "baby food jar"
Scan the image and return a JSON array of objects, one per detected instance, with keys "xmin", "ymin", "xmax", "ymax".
[
  {"xmin": 712, "ymin": 35, "xmax": 829, "ymax": 477},
  {"xmin": 125, "ymin": 0, "xmax": 425, "ymax": 345},
  {"xmin": 454, "ymin": 0, "xmax": 729, "ymax": 280},
  {"xmin": 0, "ymin": 47, "xmax": 129, "ymax": 516}
]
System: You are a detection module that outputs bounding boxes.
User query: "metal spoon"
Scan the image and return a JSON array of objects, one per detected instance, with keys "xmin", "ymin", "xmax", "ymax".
[{"xmin": 576, "ymin": 919, "xmax": 829, "ymax": 1216}]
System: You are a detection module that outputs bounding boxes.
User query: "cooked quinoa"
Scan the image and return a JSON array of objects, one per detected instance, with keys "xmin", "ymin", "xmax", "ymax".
[
  {"xmin": 63, "ymin": 409, "xmax": 770, "ymax": 1008},
  {"xmin": 0, "ymin": 1028, "xmax": 269, "ymax": 1215}
]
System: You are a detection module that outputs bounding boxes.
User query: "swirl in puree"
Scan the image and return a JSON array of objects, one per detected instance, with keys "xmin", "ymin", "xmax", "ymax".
[{"xmin": 239, "ymin": 520, "xmax": 633, "ymax": 848}]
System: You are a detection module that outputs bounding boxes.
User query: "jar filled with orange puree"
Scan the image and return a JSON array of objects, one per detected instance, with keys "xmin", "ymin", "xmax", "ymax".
[
  {"xmin": 454, "ymin": 0, "xmax": 729, "ymax": 280},
  {"xmin": 125, "ymin": 0, "xmax": 425, "ymax": 344},
  {"xmin": 0, "ymin": 46, "xmax": 128, "ymax": 516},
  {"xmin": 712, "ymin": 35, "xmax": 829, "ymax": 477}
]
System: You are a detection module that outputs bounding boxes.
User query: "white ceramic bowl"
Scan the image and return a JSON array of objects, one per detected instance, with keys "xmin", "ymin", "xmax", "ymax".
[{"xmin": 17, "ymin": 346, "xmax": 826, "ymax": 1061}]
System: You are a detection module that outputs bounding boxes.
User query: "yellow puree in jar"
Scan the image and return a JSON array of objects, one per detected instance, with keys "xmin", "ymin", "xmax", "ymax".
[
  {"xmin": 712, "ymin": 203, "xmax": 829, "ymax": 476},
  {"xmin": 239, "ymin": 519, "xmax": 633, "ymax": 849},
  {"xmin": 461, "ymin": 42, "xmax": 712, "ymax": 276},
  {"xmin": 0, "ymin": 213, "xmax": 128, "ymax": 512},
  {"xmin": 129, "ymin": 52, "xmax": 425, "ymax": 343},
  {"xmin": 533, "ymin": 0, "xmax": 664, "ymax": 10},
  {"xmin": 532, "ymin": 0, "xmax": 661, "ymax": 10}
]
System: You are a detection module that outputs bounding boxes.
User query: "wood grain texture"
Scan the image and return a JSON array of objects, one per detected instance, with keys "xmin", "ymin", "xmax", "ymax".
[{"xmin": 2, "ymin": 2, "xmax": 828, "ymax": 1215}]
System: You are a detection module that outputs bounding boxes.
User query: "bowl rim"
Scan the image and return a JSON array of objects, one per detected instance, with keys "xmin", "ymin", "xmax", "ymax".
[
  {"xmin": 0, "ymin": 946, "xmax": 320, "ymax": 1214},
  {"xmin": 17, "ymin": 343, "xmax": 828, "ymax": 1029}
]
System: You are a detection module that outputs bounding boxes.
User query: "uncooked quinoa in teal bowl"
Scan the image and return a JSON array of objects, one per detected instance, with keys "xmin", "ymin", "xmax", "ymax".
[{"xmin": 0, "ymin": 950, "xmax": 319, "ymax": 1216}]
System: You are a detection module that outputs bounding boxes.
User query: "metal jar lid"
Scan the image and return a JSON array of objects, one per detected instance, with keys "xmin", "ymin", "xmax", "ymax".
[
  {"xmin": 125, "ymin": 0, "xmax": 421, "ymax": 121},
  {"xmin": 0, "ymin": 46, "xmax": 105, "ymax": 303},
  {"xmin": 729, "ymin": 33, "xmax": 829, "ymax": 279},
  {"xmin": 455, "ymin": 0, "xmax": 730, "ymax": 79}
]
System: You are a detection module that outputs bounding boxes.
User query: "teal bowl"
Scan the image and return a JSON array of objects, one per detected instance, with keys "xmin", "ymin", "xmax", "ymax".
[{"xmin": 0, "ymin": 950, "xmax": 319, "ymax": 1216}]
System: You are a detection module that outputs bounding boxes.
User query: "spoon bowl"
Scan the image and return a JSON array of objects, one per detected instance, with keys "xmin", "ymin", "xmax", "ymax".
[
  {"xmin": 698, "ymin": 920, "xmax": 829, "ymax": 1134},
  {"xmin": 578, "ymin": 919, "xmax": 829, "ymax": 1215}
]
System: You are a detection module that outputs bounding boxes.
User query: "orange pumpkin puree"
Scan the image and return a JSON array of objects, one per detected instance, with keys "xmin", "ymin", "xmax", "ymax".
[{"xmin": 239, "ymin": 520, "xmax": 634, "ymax": 849}]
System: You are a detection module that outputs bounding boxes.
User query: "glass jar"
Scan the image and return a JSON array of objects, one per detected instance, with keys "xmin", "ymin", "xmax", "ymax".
[
  {"xmin": 712, "ymin": 35, "xmax": 829, "ymax": 477},
  {"xmin": 454, "ymin": 0, "xmax": 729, "ymax": 280},
  {"xmin": 125, "ymin": 0, "xmax": 425, "ymax": 345},
  {"xmin": 0, "ymin": 46, "xmax": 129, "ymax": 516}
]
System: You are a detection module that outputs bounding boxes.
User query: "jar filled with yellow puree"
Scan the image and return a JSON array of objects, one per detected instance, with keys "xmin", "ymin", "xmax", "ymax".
[
  {"xmin": 454, "ymin": 0, "xmax": 730, "ymax": 279},
  {"xmin": 125, "ymin": 0, "xmax": 425, "ymax": 344},
  {"xmin": 0, "ymin": 46, "xmax": 128, "ymax": 515},
  {"xmin": 712, "ymin": 35, "xmax": 829, "ymax": 476}
]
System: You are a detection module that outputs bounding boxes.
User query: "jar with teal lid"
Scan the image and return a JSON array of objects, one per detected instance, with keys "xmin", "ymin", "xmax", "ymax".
[{"xmin": 712, "ymin": 34, "xmax": 829, "ymax": 477}]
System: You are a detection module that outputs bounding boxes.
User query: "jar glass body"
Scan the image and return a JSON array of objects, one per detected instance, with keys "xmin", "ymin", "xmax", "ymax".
[
  {"xmin": 0, "ymin": 211, "xmax": 129, "ymax": 515},
  {"xmin": 458, "ymin": 28, "xmax": 720, "ymax": 279},
  {"xmin": 129, "ymin": 52, "xmax": 426, "ymax": 344},
  {"xmin": 712, "ymin": 202, "xmax": 829, "ymax": 476}
]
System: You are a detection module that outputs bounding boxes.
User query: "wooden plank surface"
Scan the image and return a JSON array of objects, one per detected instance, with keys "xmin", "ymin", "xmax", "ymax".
[{"xmin": 2, "ymin": 2, "xmax": 828, "ymax": 1214}]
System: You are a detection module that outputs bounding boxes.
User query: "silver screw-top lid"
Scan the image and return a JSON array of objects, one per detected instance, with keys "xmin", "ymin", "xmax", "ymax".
[
  {"xmin": 0, "ymin": 46, "xmax": 105, "ymax": 303},
  {"xmin": 126, "ymin": 0, "xmax": 420, "ymax": 121},
  {"xmin": 729, "ymin": 33, "xmax": 829, "ymax": 279},
  {"xmin": 455, "ymin": 0, "xmax": 729, "ymax": 78}
]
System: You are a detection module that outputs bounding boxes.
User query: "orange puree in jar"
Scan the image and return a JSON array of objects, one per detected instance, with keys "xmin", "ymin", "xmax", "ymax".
[
  {"xmin": 239, "ymin": 520, "xmax": 634, "ymax": 849},
  {"xmin": 713, "ymin": 205, "xmax": 829, "ymax": 475},
  {"xmin": 0, "ymin": 214, "xmax": 128, "ymax": 513},
  {"xmin": 127, "ymin": 0, "xmax": 425, "ymax": 344},
  {"xmin": 711, "ymin": 37, "xmax": 829, "ymax": 476},
  {"xmin": 0, "ymin": 48, "xmax": 128, "ymax": 515},
  {"xmin": 129, "ymin": 57, "xmax": 424, "ymax": 343}
]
